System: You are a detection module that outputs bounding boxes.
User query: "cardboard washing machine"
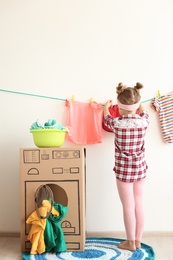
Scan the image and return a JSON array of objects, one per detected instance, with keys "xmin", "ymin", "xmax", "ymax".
[{"xmin": 20, "ymin": 147, "xmax": 86, "ymax": 252}]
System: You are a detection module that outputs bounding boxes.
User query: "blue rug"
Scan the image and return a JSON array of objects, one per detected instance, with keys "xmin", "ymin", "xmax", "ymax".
[{"xmin": 22, "ymin": 237, "xmax": 155, "ymax": 260}]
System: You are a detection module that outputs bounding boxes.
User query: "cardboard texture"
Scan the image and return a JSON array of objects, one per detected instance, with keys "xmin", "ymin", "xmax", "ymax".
[{"xmin": 20, "ymin": 147, "xmax": 86, "ymax": 252}]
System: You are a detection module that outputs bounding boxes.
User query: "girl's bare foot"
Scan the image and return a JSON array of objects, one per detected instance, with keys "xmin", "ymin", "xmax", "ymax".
[
  {"xmin": 135, "ymin": 240, "xmax": 141, "ymax": 249},
  {"xmin": 117, "ymin": 240, "xmax": 136, "ymax": 251}
]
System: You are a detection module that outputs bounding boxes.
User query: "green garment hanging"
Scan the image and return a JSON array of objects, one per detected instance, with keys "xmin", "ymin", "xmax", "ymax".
[{"xmin": 44, "ymin": 202, "xmax": 68, "ymax": 252}]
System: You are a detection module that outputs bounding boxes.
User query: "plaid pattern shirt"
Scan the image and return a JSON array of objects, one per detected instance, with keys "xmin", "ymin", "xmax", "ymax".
[{"xmin": 104, "ymin": 111, "xmax": 149, "ymax": 182}]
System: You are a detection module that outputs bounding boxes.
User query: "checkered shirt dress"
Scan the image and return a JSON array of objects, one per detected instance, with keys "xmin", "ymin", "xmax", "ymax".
[{"xmin": 104, "ymin": 111, "xmax": 149, "ymax": 183}]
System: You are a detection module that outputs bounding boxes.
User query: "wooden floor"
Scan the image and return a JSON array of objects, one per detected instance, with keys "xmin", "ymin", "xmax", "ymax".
[
  {"xmin": 142, "ymin": 235, "xmax": 173, "ymax": 260},
  {"xmin": 0, "ymin": 235, "xmax": 173, "ymax": 259}
]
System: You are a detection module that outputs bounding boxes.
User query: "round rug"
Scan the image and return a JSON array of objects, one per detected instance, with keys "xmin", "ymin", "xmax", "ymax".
[{"xmin": 22, "ymin": 237, "xmax": 155, "ymax": 260}]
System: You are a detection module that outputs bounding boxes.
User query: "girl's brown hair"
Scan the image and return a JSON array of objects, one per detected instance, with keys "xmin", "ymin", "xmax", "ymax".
[{"xmin": 116, "ymin": 82, "xmax": 143, "ymax": 105}]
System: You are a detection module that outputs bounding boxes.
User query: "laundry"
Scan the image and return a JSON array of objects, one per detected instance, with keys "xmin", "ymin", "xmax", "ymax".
[
  {"xmin": 65, "ymin": 100, "xmax": 103, "ymax": 144},
  {"xmin": 102, "ymin": 104, "xmax": 121, "ymax": 132},
  {"xmin": 30, "ymin": 119, "xmax": 66, "ymax": 130},
  {"xmin": 26, "ymin": 200, "xmax": 53, "ymax": 255},
  {"xmin": 44, "ymin": 202, "xmax": 68, "ymax": 253},
  {"xmin": 151, "ymin": 94, "xmax": 173, "ymax": 143},
  {"xmin": 102, "ymin": 104, "xmax": 140, "ymax": 133},
  {"xmin": 26, "ymin": 200, "xmax": 68, "ymax": 254}
]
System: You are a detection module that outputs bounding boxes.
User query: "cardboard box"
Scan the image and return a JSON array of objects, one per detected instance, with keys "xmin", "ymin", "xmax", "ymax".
[{"xmin": 20, "ymin": 147, "xmax": 86, "ymax": 252}]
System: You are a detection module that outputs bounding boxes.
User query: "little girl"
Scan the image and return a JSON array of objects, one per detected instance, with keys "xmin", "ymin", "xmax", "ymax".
[{"xmin": 104, "ymin": 82, "xmax": 149, "ymax": 251}]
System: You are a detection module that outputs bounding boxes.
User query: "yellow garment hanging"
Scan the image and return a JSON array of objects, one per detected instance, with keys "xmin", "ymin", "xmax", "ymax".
[{"xmin": 26, "ymin": 200, "xmax": 59, "ymax": 255}]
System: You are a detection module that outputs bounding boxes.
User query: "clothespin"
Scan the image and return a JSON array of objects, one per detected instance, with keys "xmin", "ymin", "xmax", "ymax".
[
  {"xmin": 71, "ymin": 95, "xmax": 75, "ymax": 102},
  {"xmin": 157, "ymin": 90, "xmax": 161, "ymax": 98},
  {"xmin": 89, "ymin": 98, "xmax": 93, "ymax": 104}
]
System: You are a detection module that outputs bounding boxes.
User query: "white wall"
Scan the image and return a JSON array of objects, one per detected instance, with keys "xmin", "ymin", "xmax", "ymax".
[{"xmin": 0, "ymin": 0, "xmax": 173, "ymax": 234}]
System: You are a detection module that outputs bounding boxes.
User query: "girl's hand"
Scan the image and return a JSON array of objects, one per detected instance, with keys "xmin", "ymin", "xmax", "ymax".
[
  {"xmin": 105, "ymin": 100, "xmax": 113, "ymax": 108},
  {"xmin": 104, "ymin": 100, "xmax": 112, "ymax": 116},
  {"xmin": 138, "ymin": 103, "xmax": 144, "ymax": 112}
]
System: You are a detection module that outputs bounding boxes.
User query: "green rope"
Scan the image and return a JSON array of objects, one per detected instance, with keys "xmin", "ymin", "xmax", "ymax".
[
  {"xmin": 142, "ymin": 98, "xmax": 153, "ymax": 103},
  {"xmin": 0, "ymin": 88, "xmax": 66, "ymax": 102},
  {"xmin": 0, "ymin": 88, "xmax": 153, "ymax": 103}
]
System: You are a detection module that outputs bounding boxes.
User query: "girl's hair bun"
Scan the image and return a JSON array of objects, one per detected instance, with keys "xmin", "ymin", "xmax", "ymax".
[
  {"xmin": 116, "ymin": 82, "xmax": 126, "ymax": 94},
  {"xmin": 134, "ymin": 82, "xmax": 144, "ymax": 92}
]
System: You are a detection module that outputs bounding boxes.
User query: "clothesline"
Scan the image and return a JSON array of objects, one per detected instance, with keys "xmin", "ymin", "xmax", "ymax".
[
  {"xmin": 0, "ymin": 88, "xmax": 153, "ymax": 105},
  {"xmin": 0, "ymin": 88, "xmax": 65, "ymax": 102}
]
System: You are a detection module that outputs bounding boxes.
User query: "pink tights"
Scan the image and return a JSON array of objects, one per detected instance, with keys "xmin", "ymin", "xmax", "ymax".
[{"xmin": 116, "ymin": 178, "xmax": 145, "ymax": 241}]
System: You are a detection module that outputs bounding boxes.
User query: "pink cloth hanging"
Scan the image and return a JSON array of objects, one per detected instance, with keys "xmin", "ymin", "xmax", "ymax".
[{"xmin": 65, "ymin": 100, "xmax": 103, "ymax": 144}]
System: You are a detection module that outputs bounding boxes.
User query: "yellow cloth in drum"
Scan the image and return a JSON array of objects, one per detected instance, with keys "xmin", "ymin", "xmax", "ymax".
[{"xmin": 26, "ymin": 200, "xmax": 59, "ymax": 255}]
